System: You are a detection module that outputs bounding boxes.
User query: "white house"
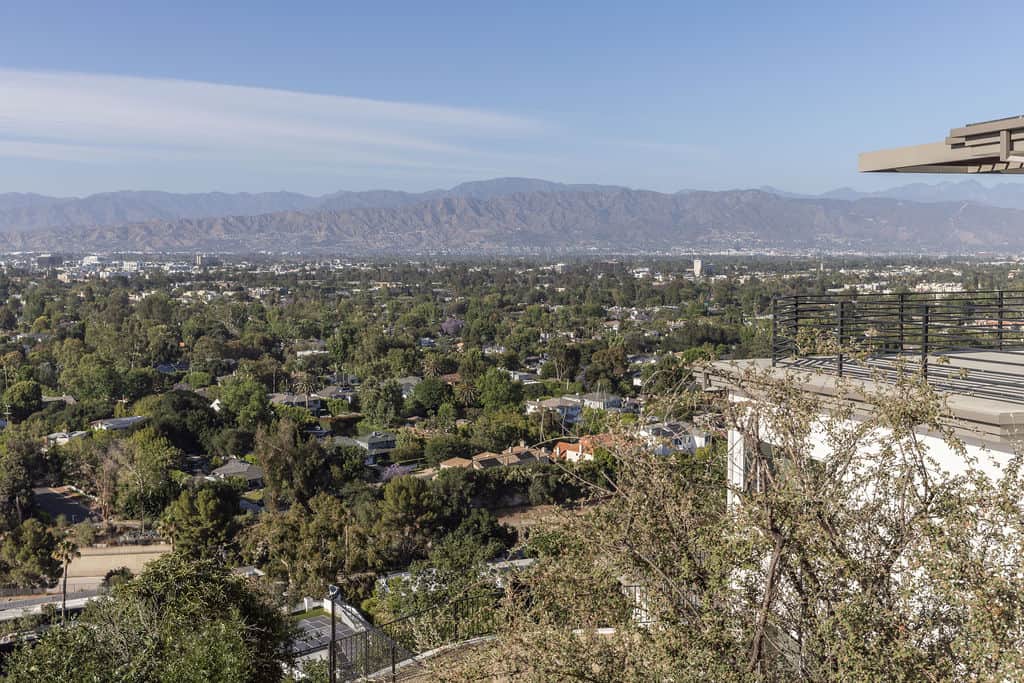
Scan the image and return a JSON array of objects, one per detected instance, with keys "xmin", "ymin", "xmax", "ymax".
[
  {"xmin": 638, "ymin": 421, "xmax": 709, "ymax": 456},
  {"xmin": 525, "ymin": 397, "xmax": 582, "ymax": 425}
]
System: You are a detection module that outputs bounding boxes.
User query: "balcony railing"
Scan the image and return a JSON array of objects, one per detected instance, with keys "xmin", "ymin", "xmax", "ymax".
[
  {"xmin": 771, "ymin": 290, "xmax": 1024, "ymax": 373},
  {"xmin": 769, "ymin": 290, "xmax": 1024, "ymax": 405}
]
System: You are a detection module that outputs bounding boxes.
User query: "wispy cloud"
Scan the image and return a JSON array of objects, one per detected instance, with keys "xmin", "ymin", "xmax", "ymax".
[{"xmin": 0, "ymin": 69, "xmax": 545, "ymax": 168}]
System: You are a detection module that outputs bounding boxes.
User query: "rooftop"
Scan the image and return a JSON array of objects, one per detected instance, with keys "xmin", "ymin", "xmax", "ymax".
[
  {"xmin": 212, "ymin": 458, "xmax": 263, "ymax": 481},
  {"xmin": 704, "ymin": 290, "xmax": 1024, "ymax": 450},
  {"xmin": 90, "ymin": 415, "xmax": 147, "ymax": 430},
  {"xmin": 705, "ymin": 353, "xmax": 1024, "ymax": 450},
  {"xmin": 860, "ymin": 115, "xmax": 1024, "ymax": 174}
]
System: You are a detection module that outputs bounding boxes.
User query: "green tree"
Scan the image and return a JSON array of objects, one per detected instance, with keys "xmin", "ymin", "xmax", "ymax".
[
  {"xmin": 161, "ymin": 482, "xmax": 240, "ymax": 560},
  {"xmin": 359, "ymin": 379, "xmax": 404, "ymax": 427},
  {"xmin": 253, "ymin": 419, "xmax": 330, "ymax": 511},
  {"xmin": 477, "ymin": 367, "xmax": 523, "ymax": 412},
  {"xmin": 139, "ymin": 390, "xmax": 223, "ymax": 454},
  {"xmin": 411, "ymin": 376, "xmax": 453, "ymax": 415},
  {"xmin": 378, "ymin": 476, "xmax": 440, "ymax": 565},
  {"xmin": 469, "ymin": 410, "xmax": 530, "ymax": 453},
  {"xmin": 114, "ymin": 428, "xmax": 183, "ymax": 527},
  {"xmin": 435, "ymin": 401, "xmax": 458, "ymax": 431},
  {"xmin": 5, "ymin": 554, "xmax": 294, "ymax": 683},
  {"xmin": 453, "ymin": 368, "xmax": 1024, "ymax": 681},
  {"xmin": 0, "ymin": 519, "xmax": 59, "ymax": 587},
  {"xmin": 0, "ymin": 428, "xmax": 47, "ymax": 528},
  {"xmin": 59, "ymin": 355, "xmax": 122, "ymax": 403},
  {"xmin": 424, "ymin": 433, "xmax": 474, "ymax": 467},
  {"xmin": 218, "ymin": 378, "xmax": 272, "ymax": 430},
  {"xmin": 2, "ymin": 380, "xmax": 42, "ymax": 421}
]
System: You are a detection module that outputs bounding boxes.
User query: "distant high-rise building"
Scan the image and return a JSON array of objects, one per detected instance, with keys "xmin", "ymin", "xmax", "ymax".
[
  {"xmin": 34, "ymin": 254, "xmax": 62, "ymax": 270},
  {"xmin": 693, "ymin": 258, "xmax": 703, "ymax": 278}
]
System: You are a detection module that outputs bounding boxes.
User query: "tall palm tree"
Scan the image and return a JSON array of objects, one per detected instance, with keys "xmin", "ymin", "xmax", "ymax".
[
  {"xmin": 454, "ymin": 382, "xmax": 478, "ymax": 409},
  {"xmin": 293, "ymin": 373, "xmax": 320, "ymax": 410},
  {"xmin": 52, "ymin": 538, "xmax": 80, "ymax": 623},
  {"xmin": 422, "ymin": 354, "xmax": 441, "ymax": 378}
]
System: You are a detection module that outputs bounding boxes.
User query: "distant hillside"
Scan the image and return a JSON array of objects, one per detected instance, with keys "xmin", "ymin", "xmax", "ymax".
[
  {"xmin": 0, "ymin": 178, "xmax": 629, "ymax": 232},
  {"xmin": 820, "ymin": 180, "xmax": 1024, "ymax": 210},
  {"xmin": 2, "ymin": 188, "xmax": 1022, "ymax": 254}
]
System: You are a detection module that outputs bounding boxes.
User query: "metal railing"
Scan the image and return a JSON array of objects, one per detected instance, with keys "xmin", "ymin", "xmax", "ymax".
[
  {"xmin": 771, "ymin": 290, "xmax": 1024, "ymax": 376},
  {"xmin": 332, "ymin": 590, "xmax": 501, "ymax": 682},
  {"xmin": 328, "ymin": 583, "xmax": 653, "ymax": 681}
]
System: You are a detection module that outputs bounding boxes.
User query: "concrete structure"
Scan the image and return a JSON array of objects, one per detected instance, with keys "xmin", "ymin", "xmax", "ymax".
[
  {"xmin": 704, "ymin": 352, "xmax": 1024, "ymax": 507},
  {"xmin": 860, "ymin": 114, "xmax": 1024, "ymax": 174}
]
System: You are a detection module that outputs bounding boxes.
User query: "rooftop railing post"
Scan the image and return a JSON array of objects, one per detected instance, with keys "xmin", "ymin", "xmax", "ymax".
[
  {"xmin": 898, "ymin": 292, "xmax": 906, "ymax": 353},
  {"xmin": 998, "ymin": 290, "xmax": 1005, "ymax": 350},
  {"xmin": 770, "ymin": 299, "xmax": 777, "ymax": 367},
  {"xmin": 792, "ymin": 297, "xmax": 800, "ymax": 358},
  {"xmin": 836, "ymin": 300, "xmax": 845, "ymax": 377},
  {"xmin": 921, "ymin": 304, "xmax": 930, "ymax": 378},
  {"xmin": 328, "ymin": 585, "xmax": 338, "ymax": 683},
  {"xmin": 364, "ymin": 630, "xmax": 370, "ymax": 677}
]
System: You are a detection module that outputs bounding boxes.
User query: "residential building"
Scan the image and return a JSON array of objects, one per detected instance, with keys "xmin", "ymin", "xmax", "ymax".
[
  {"xmin": 551, "ymin": 439, "xmax": 595, "ymax": 463},
  {"xmin": 45, "ymin": 431, "xmax": 88, "ymax": 447},
  {"xmin": 564, "ymin": 391, "xmax": 623, "ymax": 411},
  {"xmin": 314, "ymin": 385, "xmax": 357, "ymax": 404},
  {"xmin": 268, "ymin": 392, "xmax": 323, "ymax": 412},
  {"xmin": 508, "ymin": 370, "xmax": 541, "ymax": 384},
  {"xmin": 354, "ymin": 431, "xmax": 397, "ymax": 464},
  {"xmin": 525, "ymin": 397, "xmax": 582, "ymax": 425},
  {"xmin": 211, "ymin": 458, "xmax": 264, "ymax": 490},
  {"xmin": 395, "ymin": 376, "xmax": 422, "ymax": 399},
  {"xmin": 41, "ymin": 394, "xmax": 77, "ymax": 406},
  {"xmin": 440, "ymin": 318, "xmax": 464, "ymax": 336},
  {"xmin": 638, "ymin": 421, "xmax": 709, "ymax": 456},
  {"xmin": 90, "ymin": 416, "xmax": 147, "ymax": 432},
  {"xmin": 439, "ymin": 456, "xmax": 474, "ymax": 470},
  {"xmin": 502, "ymin": 441, "xmax": 550, "ymax": 462},
  {"xmin": 470, "ymin": 448, "xmax": 547, "ymax": 469},
  {"xmin": 469, "ymin": 452, "xmax": 505, "ymax": 469}
]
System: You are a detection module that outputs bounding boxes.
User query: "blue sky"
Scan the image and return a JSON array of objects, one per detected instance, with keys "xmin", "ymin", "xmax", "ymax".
[{"xmin": 1, "ymin": 0, "xmax": 1022, "ymax": 196}]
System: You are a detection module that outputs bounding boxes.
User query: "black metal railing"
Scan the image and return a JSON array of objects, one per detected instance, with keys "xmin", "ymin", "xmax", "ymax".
[
  {"xmin": 332, "ymin": 590, "xmax": 502, "ymax": 682},
  {"xmin": 327, "ymin": 583, "xmax": 658, "ymax": 681},
  {"xmin": 770, "ymin": 290, "xmax": 1024, "ymax": 376},
  {"xmin": 333, "ymin": 623, "xmax": 417, "ymax": 682}
]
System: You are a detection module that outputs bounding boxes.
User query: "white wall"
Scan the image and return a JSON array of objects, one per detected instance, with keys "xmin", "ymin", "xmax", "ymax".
[{"xmin": 726, "ymin": 398, "xmax": 1014, "ymax": 506}]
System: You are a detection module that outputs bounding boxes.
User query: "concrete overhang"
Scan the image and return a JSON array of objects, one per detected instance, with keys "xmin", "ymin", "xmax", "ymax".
[{"xmin": 860, "ymin": 115, "xmax": 1024, "ymax": 174}]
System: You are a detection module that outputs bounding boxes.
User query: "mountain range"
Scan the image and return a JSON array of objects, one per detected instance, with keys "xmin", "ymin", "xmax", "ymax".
[
  {"xmin": 0, "ymin": 179, "xmax": 624, "ymax": 232},
  {"xmin": 4, "ymin": 178, "xmax": 1024, "ymax": 254}
]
